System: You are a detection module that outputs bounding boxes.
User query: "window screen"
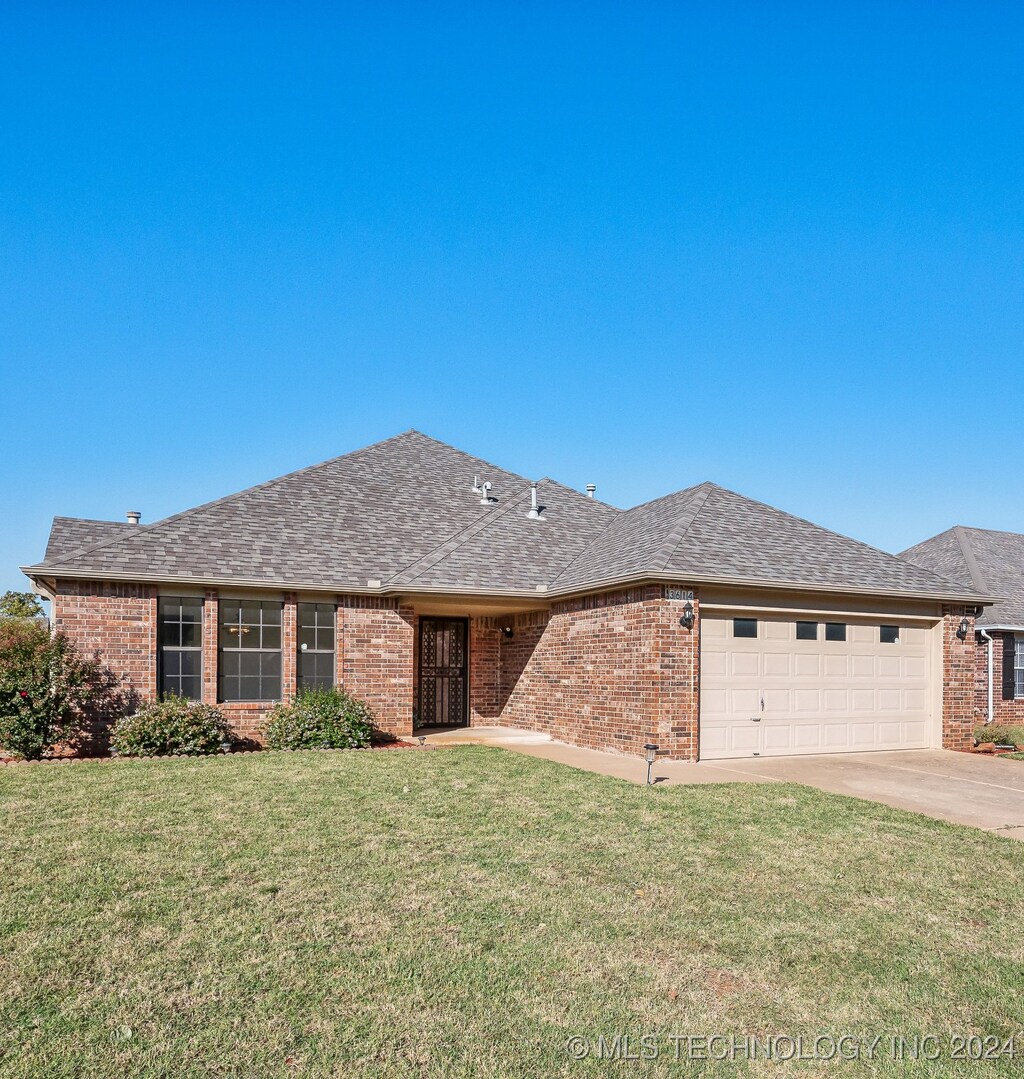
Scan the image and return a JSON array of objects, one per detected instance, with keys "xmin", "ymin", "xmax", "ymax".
[{"xmin": 158, "ymin": 597, "xmax": 202, "ymax": 699}]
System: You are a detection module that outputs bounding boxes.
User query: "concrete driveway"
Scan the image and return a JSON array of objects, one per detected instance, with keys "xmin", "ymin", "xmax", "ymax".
[{"xmin": 695, "ymin": 750, "xmax": 1024, "ymax": 839}]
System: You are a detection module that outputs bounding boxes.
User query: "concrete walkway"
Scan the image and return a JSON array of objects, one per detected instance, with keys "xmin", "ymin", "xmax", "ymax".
[{"xmin": 420, "ymin": 727, "xmax": 1024, "ymax": 839}]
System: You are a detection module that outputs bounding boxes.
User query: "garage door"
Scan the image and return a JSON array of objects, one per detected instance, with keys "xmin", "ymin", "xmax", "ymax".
[{"xmin": 699, "ymin": 614, "xmax": 933, "ymax": 760}]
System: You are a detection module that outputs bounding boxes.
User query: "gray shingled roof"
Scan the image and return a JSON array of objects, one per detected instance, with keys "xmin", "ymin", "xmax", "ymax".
[
  {"xmin": 45, "ymin": 517, "xmax": 133, "ymax": 562},
  {"xmin": 25, "ymin": 430, "xmax": 983, "ymax": 602},
  {"xmin": 902, "ymin": 527, "xmax": 1024, "ymax": 627},
  {"xmin": 555, "ymin": 482, "xmax": 974, "ymax": 597}
]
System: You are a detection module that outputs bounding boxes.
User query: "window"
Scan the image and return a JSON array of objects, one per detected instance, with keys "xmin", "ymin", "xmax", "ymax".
[
  {"xmin": 218, "ymin": 600, "xmax": 282, "ymax": 701},
  {"xmin": 880, "ymin": 625, "xmax": 900, "ymax": 644},
  {"xmin": 733, "ymin": 618, "xmax": 757, "ymax": 638},
  {"xmin": 795, "ymin": 621, "xmax": 818, "ymax": 641},
  {"xmin": 298, "ymin": 602, "xmax": 335, "ymax": 691},
  {"xmin": 158, "ymin": 597, "xmax": 202, "ymax": 699},
  {"xmin": 1016, "ymin": 637, "xmax": 1024, "ymax": 699},
  {"xmin": 825, "ymin": 622, "xmax": 847, "ymax": 642}
]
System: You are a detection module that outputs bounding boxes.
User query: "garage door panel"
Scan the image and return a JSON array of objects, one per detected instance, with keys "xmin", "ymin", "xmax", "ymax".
[
  {"xmin": 700, "ymin": 613, "xmax": 934, "ymax": 760},
  {"xmin": 824, "ymin": 655, "xmax": 849, "ymax": 677},
  {"xmin": 850, "ymin": 655, "xmax": 875, "ymax": 678},
  {"xmin": 794, "ymin": 653, "xmax": 820, "ymax": 676},
  {"xmin": 763, "ymin": 652, "xmax": 791, "ymax": 676},
  {"xmin": 731, "ymin": 653, "xmax": 760, "ymax": 676}
]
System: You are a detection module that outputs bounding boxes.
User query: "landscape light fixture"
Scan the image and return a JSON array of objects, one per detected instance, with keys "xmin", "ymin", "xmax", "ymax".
[
  {"xmin": 679, "ymin": 601, "xmax": 695, "ymax": 630},
  {"xmin": 956, "ymin": 617, "xmax": 970, "ymax": 641},
  {"xmin": 417, "ymin": 735, "xmax": 426, "ymax": 747},
  {"xmin": 644, "ymin": 743, "xmax": 658, "ymax": 785}
]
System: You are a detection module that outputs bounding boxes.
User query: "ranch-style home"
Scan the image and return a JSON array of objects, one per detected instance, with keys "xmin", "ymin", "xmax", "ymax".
[
  {"xmin": 903, "ymin": 526, "xmax": 1024, "ymax": 729},
  {"xmin": 22, "ymin": 430, "xmax": 991, "ymax": 760}
]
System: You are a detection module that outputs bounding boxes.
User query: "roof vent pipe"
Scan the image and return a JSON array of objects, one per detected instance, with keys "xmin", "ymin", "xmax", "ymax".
[
  {"xmin": 527, "ymin": 483, "xmax": 544, "ymax": 521},
  {"xmin": 126, "ymin": 511, "xmax": 141, "ymax": 525},
  {"xmin": 585, "ymin": 484, "xmax": 596, "ymax": 498},
  {"xmin": 478, "ymin": 480, "xmax": 492, "ymax": 505}
]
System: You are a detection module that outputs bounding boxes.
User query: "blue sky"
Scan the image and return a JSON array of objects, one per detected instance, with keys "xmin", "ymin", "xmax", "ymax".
[{"xmin": 2, "ymin": 2, "xmax": 1022, "ymax": 594}]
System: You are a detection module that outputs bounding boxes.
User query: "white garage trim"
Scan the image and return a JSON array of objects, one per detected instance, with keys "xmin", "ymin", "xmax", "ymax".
[{"xmin": 699, "ymin": 611, "xmax": 938, "ymax": 760}]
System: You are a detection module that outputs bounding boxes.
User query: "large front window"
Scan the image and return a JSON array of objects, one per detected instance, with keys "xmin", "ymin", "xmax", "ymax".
[
  {"xmin": 218, "ymin": 600, "xmax": 282, "ymax": 702},
  {"xmin": 297, "ymin": 602, "xmax": 335, "ymax": 691},
  {"xmin": 1016, "ymin": 637, "xmax": 1024, "ymax": 699},
  {"xmin": 158, "ymin": 597, "xmax": 202, "ymax": 699}
]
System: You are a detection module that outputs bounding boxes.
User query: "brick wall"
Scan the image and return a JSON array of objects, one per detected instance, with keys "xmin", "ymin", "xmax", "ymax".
[
  {"xmin": 52, "ymin": 580, "xmax": 157, "ymax": 701},
  {"xmin": 942, "ymin": 606, "xmax": 977, "ymax": 750},
  {"xmin": 480, "ymin": 585, "xmax": 700, "ymax": 759},
  {"xmin": 338, "ymin": 596, "xmax": 415, "ymax": 739},
  {"xmin": 469, "ymin": 619, "xmax": 501, "ymax": 723}
]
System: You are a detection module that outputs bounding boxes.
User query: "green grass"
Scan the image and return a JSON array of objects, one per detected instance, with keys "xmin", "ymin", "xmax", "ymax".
[{"xmin": 1, "ymin": 748, "xmax": 1023, "ymax": 1077}]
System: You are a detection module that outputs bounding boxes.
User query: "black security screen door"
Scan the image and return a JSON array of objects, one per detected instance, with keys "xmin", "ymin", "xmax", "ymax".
[{"xmin": 418, "ymin": 618, "xmax": 468, "ymax": 727}]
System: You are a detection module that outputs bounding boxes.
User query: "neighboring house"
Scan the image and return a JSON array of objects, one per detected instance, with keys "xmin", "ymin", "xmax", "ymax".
[
  {"xmin": 902, "ymin": 527, "xmax": 1024, "ymax": 728},
  {"xmin": 22, "ymin": 431, "xmax": 988, "ymax": 760}
]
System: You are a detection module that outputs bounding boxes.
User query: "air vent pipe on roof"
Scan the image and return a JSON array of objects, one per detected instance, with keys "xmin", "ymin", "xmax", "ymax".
[
  {"xmin": 585, "ymin": 484, "xmax": 596, "ymax": 498},
  {"xmin": 527, "ymin": 483, "xmax": 545, "ymax": 521},
  {"xmin": 126, "ymin": 511, "xmax": 141, "ymax": 525}
]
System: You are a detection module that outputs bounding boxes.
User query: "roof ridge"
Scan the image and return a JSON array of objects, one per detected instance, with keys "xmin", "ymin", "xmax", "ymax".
[
  {"xmin": 546, "ymin": 481, "xmax": 707, "ymax": 589},
  {"xmin": 953, "ymin": 525, "xmax": 989, "ymax": 594},
  {"xmin": 384, "ymin": 481, "xmax": 538, "ymax": 586},
  {"xmin": 649, "ymin": 483, "xmax": 715, "ymax": 574}
]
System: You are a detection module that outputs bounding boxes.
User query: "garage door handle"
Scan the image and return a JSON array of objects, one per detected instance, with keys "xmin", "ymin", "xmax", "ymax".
[{"xmin": 751, "ymin": 717, "xmax": 761, "ymax": 723}]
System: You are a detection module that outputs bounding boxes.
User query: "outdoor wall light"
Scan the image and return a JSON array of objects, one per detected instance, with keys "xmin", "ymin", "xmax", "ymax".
[
  {"xmin": 956, "ymin": 616, "xmax": 970, "ymax": 641},
  {"xmin": 679, "ymin": 601, "xmax": 695, "ymax": 630},
  {"xmin": 501, "ymin": 626, "xmax": 514, "ymax": 639},
  {"xmin": 643, "ymin": 742, "xmax": 658, "ymax": 785}
]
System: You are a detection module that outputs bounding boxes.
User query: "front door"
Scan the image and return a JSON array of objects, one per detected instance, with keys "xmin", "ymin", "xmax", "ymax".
[{"xmin": 418, "ymin": 618, "xmax": 468, "ymax": 727}]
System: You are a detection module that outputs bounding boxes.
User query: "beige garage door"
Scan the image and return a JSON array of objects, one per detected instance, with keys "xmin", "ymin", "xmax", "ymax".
[{"xmin": 699, "ymin": 614, "xmax": 933, "ymax": 760}]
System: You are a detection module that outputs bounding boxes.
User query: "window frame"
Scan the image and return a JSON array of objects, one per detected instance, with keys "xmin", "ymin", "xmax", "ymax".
[
  {"xmin": 825, "ymin": 622, "xmax": 847, "ymax": 642},
  {"xmin": 880, "ymin": 625, "xmax": 900, "ymax": 645},
  {"xmin": 1015, "ymin": 636, "xmax": 1024, "ymax": 700},
  {"xmin": 733, "ymin": 617, "xmax": 758, "ymax": 639},
  {"xmin": 297, "ymin": 601, "xmax": 336, "ymax": 692},
  {"xmin": 157, "ymin": 597, "xmax": 203, "ymax": 700},
  {"xmin": 218, "ymin": 599, "xmax": 283, "ymax": 703}
]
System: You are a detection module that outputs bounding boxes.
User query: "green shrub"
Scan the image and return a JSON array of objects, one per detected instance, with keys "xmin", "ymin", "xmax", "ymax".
[
  {"xmin": 112, "ymin": 696, "xmax": 230, "ymax": 757},
  {"xmin": 0, "ymin": 621, "xmax": 131, "ymax": 760},
  {"xmin": 974, "ymin": 724, "xmax": 1024, "ymax": 748},
  {"xmin": 263, "ymin": 687, "xmax": 374, "ymax": 750}
]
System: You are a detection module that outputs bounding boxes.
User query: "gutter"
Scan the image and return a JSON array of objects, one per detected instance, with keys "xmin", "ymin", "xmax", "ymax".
[
  {"xmin": 19, "ymin": 563, "xmax": 994, "ymax": 608},
  {"xmin": 978, "ymin": 628, "xmax": 994, "ymax": 724}
]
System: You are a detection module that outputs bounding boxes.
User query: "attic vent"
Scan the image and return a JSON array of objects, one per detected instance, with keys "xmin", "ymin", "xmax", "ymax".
[
  {"xmin": 585, "ymin": 484, "xmax": 596, "ymax": 498},
  {"xmin": 126, "ymin": 510, "xmax": 141, "ymax": 525},
  {"xmin": 472, "ymin": 475, "xmax": 494, "ymax": 505},
  {"xmin": 527, "ymin": 483, "xmax": 545, "ymax": 521}
]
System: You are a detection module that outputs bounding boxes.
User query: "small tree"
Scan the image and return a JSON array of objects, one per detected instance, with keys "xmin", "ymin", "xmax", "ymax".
[
  {"xmin": 0, "ymin": 621, "xmax": 133, "ymax": 760},
  {"xmin": 0, "ymin": 591, "xmax": 45, "ymax": 621}
]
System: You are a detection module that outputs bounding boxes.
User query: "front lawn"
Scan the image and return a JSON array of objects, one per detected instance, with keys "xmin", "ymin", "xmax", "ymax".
[{"xmin": 1, "ymin": 748, "xmax": 1023, "ymax": 1077}]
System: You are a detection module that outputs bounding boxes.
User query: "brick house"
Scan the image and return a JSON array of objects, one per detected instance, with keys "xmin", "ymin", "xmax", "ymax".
[
  {"xmin": 903, "ymin": 527, "xmax": 1024, "ymax": 730},
  {"xmin": 22, "ymin": 431, "xmax": 989, "ymax": 760}
]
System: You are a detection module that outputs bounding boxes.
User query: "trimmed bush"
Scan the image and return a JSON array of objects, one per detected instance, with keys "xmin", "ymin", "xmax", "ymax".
[
  {"xmin": 974, "ymin": 724, "xmax": 1024, "ymax": 748},
  {"xmin": 0, "ymin": 621, "xmax": 131, "ymax": 760},
  {"xmin": 112, "ymin": 696, "xmax": 230, "ymax": 757},
  {"xmin": 264, "ymin": 687, "xmax": 374, "ymax": 750}
]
